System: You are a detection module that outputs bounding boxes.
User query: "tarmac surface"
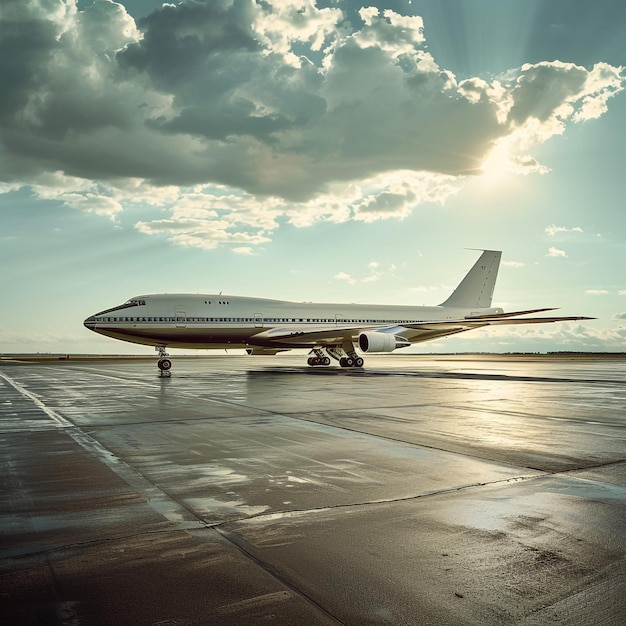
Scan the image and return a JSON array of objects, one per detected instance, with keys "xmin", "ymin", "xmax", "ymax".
[{"xmin": 1, "ymin": 354, "xmax": 625, "ymax": 625}]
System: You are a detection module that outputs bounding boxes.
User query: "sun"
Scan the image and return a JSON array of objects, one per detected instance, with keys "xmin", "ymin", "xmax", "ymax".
[{"xmin": 479, "ymin": 142, "xmax": 517, "ymax": 183}]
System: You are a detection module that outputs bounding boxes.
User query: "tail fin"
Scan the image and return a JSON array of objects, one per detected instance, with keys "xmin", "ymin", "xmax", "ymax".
[{"xmin": 440, "ymin": 250, "xmax": 502, "ymax": 308}]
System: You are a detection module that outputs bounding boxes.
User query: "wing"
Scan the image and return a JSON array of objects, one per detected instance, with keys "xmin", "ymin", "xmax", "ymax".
[
  {"xmin": 397, "ymin": 312, "xmax": 595, "ymax": 344},
  {"xmin": 248, "ymin": 324, "xmax": 374, "ymax": 347},
  {"xmin": 403, "ymin": 314, "xmax": 595, "ymax": 332},
  {"xmin": 247, "ymin": 310, "xmax": 595, "ymax": 348}
]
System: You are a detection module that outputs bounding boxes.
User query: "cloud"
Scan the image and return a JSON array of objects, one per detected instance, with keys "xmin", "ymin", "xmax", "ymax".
[
  {"xmin": 362, "ymin": 261, "xmax": 382, "ymax": 283},
  {"xmin": 547, "ymin": 246, "xmax": 567, "ymax": 258},
  {"xmin": 502, "ymin": 260, "xmax": 524, "ymax": 268},
  {"xmin": 333, "ymin": 260, "xmax": 400, "ymax": 285},
  {"xmin": 545, "ymin": 224, "xmax": 584, "ymax": 237},
  {"xmin": 408, "ymin": 285, "xmax": 442, "ymax": 294},
  {"xmin": 0, "ymin": 1, "xmax": 624, "ymax": 250},
  {"xmin": 334, "ymin": 271, "xmax": 355, "ymax": 285},
  {"xmin": 584, "ymin": 290, "xmax": 609, "ymax": 295},
  {"xmin": 232, "ymin": 246, "xmax": 254, "ymax": 255},
  {"xmin": 134, "ymin": 204, "xmax": 273, "ymax": 250},
  {"xmin": 614, "ymin": 313, "xmax": 626, "ymax": 320}
]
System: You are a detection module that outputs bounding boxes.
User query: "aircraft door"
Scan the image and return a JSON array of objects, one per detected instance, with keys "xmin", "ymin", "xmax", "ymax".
[
  {"xmin": 254, "ymin": 313, "xmax": 263, "ymax": 328},
  {"xmin": 176, "ymin": 310, "xmax": 187, "ymax": 328}
]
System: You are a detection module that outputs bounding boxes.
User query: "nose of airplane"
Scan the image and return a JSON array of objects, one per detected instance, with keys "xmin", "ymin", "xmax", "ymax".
[{"xmin": 84, "ymin": 315, "xmax": 96, "ymax": 330}]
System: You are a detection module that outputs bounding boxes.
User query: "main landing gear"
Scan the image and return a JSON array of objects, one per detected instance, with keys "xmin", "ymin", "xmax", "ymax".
[
  {"xmin": 339, "ymin": 355, "xmax": 364, "ymax": 368},
  {"xmin": 156, "ymin": 346, "xmax": 172, "ymax": 377},
  {"xmin": 307, "ymin": 345, "xmax": 364, "ymax": 368},
  {"xmin": 307, "ymin": 348, "xmax": 331, "ymax": 366}
]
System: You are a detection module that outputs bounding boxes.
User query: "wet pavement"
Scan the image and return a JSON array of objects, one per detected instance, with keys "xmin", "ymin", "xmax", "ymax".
[{"xmin": 1, "ymin": 355, "xmax": 625, "ymax": 625}]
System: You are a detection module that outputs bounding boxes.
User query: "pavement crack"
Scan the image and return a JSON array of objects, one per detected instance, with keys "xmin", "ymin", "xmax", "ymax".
[
  {"xmin": 211, "ymin": 473, "xmax": 546, "ymax": 527},
  {"xmin": 214, "ymin": 525, "xmax": 346, "ymax": 625}
]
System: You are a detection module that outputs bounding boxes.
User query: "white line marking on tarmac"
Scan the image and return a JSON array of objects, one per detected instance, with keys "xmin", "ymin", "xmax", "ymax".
[{"xmin": 0, "ymin": 370, "xmax": 205, "ymax": 528}]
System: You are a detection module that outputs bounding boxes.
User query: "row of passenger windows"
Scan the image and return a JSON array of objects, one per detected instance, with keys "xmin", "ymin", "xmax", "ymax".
[
  {"xmin": 98, "ymin": 317, "xmax": 419, "ymax": 324},
  {"xmin": 99, "ymin": 317, "xmax": 250, "ymax": 323}
]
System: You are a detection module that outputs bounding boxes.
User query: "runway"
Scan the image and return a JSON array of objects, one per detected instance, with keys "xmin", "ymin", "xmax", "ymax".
[{"xmin": 1, "ymin": 355, "xmax": 625, "ymax": 625}]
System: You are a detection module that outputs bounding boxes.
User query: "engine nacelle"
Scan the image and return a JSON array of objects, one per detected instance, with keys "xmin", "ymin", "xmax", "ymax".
[{"xmin": 358, "ymin": 332, "xmax": 410, "ymax": 353}]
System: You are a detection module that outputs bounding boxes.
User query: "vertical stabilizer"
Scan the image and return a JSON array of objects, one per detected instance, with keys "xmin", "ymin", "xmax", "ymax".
[{"xmin": 440, "ymin": 250, "xmax": 502, "ymax": 308}]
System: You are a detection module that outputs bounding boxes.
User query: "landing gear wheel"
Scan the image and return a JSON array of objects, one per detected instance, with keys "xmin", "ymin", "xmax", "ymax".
[
  {"xmin": 308, "ymin": 356, "xmax": 325, "ymax": 366},
  {"xmin": 308, "ymin": 351, "xmax": 332, "ymax": 366},
  {"xmin": 339, "ymin": 357, "xmax": 347, "ymax": 367},
  {"xmin": 354, "ymin": 357, "xmax": 364, "ymax": 367},
  {"xmin": 158, "ymin": 358, "xmax": 172, "ymax": 372}
]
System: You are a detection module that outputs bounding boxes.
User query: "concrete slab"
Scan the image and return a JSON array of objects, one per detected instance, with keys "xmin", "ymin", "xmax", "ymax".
[{"xmin": 1, "ymin": 355, "xmax": 625, "ymax": 624}]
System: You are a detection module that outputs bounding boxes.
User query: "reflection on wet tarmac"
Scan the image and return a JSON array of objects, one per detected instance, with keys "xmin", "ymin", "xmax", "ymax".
[{"xmin": 1, "ymin": 355, "xmax": 625, "ymax": 624}]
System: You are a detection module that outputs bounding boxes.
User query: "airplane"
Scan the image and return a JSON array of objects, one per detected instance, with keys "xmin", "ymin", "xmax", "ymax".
[{"xmin": 83, "ymin": 250, "xmax": 594, "ymax": 375}]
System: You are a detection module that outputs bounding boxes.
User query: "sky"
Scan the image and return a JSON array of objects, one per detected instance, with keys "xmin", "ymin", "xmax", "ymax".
[{"xmin": 1, "ymin": 0, "xmax": 625, "ymax": 355}]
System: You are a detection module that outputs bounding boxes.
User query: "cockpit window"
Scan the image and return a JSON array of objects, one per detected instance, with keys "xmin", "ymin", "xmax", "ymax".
[{"xmin": 94, "ymin": 300, "xmax": 144, "ymax": 316}]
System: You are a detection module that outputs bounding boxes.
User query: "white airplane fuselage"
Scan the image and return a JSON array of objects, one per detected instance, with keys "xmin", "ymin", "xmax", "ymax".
[{"xmin": 84, "ymin": 294, "xmax": 503, "ymax": 350}]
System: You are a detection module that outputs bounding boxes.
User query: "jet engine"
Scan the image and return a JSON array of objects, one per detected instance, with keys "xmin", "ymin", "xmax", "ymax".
[{"xmin": 358, "ymin": 332, "xmax": 410, "ymax": 353}]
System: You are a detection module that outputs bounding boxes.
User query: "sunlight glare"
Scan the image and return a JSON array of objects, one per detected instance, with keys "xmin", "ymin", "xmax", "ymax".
[{"xmin": 479, "ymin": 143, "xmax": 516, "ymax": 184}]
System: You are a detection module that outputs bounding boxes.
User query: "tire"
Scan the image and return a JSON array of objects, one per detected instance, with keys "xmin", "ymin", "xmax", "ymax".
[{"xmin": 158, "ymin": 358, "xmax": 172, "ymax": 371}]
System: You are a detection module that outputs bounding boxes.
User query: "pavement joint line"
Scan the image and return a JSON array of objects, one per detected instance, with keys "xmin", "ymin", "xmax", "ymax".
[
  {"xmin": 282, "ymin": 412, "xmax": 544, "ymax": 472},
  {"xmin": 563, "ymin": 459, "xmax": 626, "ymax": 471},
  {"xmin": 213, "ymin": 525, "xmax": 347, "ymax": 625},
  {"xmin": 210, "ymin": 473, "xmax": 549, "ymax": 527},
  {"xmin": 0, "ymin": 526, "xmax": 214, "ymax": 563},
  {"xmin": 0, "ymin": 370, "xmax": 209, "ymax": 528}
]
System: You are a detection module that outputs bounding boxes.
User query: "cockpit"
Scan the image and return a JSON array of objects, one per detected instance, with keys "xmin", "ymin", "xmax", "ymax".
[{"xmin": 93, "ymin": 298, "xmax": 146, "ymax": 317}]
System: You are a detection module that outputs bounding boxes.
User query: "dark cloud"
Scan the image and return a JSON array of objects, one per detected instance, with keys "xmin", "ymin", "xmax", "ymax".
[
  {"xmin": 507, "ymin": 62, "xmax": 588, "ymax": 124},
  {"xmin": 0, "ymin": 1, "xmax": 623, "ymax": 210},
  {"xmin": 117, "ymin": 0, "xmax": 260, "ymax": 88},
  {"xmin": 0, "ymin": 14, "xmax": 58, "ymax": 124},
  {"xmin": 119, "ymin": 1, "xmax": 328, "ymax": 143}
]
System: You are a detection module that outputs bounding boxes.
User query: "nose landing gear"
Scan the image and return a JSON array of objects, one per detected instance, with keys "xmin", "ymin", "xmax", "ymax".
[{"xmin": 156, "ymin": 346, "xmax": 171, "ymax": 377}]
